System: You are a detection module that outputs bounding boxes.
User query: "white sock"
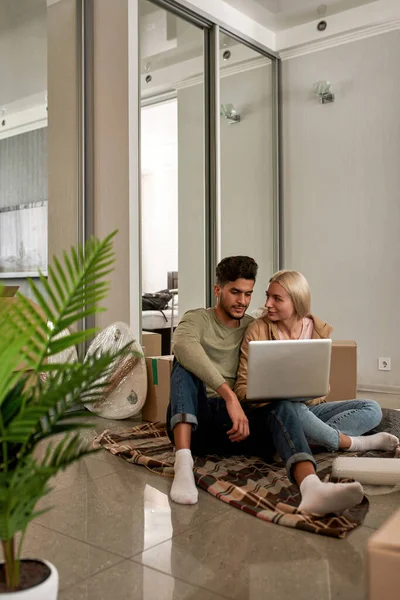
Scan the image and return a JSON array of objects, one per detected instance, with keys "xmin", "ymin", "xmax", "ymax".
[
  {"xmin": 347, "ymin": 432, "xmax": 399, "ymax": 453},
  {"xmin": 170, "ymin": 449, "xmax": 198, "ymax": 505},
  {"xmin": 298, "ymin": 473, "xmax": 363, "ymax": 515}
]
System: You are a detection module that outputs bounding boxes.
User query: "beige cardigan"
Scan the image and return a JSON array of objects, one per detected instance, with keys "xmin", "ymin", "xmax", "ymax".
[{"xmin": 235, "ymin": 314, "xmax": 333, "ymax": 406}]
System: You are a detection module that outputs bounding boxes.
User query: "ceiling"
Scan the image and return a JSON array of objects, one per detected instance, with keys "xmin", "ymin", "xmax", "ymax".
[{"xmin": 223, "ymin": 0, "xmax": 378, "ymax": 31}]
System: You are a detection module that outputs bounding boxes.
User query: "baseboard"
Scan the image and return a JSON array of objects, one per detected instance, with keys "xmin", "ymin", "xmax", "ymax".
[{"xmin": 357, "ymin": 383, "xmax": 400, "ymax": 395}]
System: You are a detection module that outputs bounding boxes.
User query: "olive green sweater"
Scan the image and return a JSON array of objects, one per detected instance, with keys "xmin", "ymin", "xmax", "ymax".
[{"xmin": 172, "ymin": 308, "xmax": 253, "ymax": 397}]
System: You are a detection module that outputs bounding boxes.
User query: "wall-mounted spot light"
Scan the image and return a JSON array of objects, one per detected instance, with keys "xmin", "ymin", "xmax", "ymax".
[
  {"xmin": 313, "ymin": 80, "xmax": 334, "ymax": 104},
  {"xmin": 220, "ymin": 103, "xmax": 240, "ymax": 124}
]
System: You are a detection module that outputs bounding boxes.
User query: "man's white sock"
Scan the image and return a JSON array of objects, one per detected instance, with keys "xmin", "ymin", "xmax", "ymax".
[
  {"xmin": 170, "ymin": 449, "xmax": 198, "ymax": 505},
  {"xmin": 298, "ymin": 473, "xmax": 363, "ymax": 515},
  {"xmin": 347, "ymin": 432, "xmax": 399, "ymax": 453}
]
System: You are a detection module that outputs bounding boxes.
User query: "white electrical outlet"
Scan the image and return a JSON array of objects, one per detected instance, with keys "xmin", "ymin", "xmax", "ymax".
[{"xmin": 378, "ymin": 358, "xmax": 391, "ymax": 371}]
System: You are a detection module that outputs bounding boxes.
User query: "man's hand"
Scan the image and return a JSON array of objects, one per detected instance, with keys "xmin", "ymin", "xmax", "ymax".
[
  {"xmin": 226, "ymin": 397, "xmax": 250, "ymax": 442},
  {"xmin": 217, "ymin": 383, "xmax": 250, "ymax": 442}
]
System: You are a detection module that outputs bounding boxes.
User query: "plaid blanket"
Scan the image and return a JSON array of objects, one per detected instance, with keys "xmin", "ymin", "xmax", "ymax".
[{"xmin": 92, "ymin": 420, "xmax": 396, "ymax": 539}]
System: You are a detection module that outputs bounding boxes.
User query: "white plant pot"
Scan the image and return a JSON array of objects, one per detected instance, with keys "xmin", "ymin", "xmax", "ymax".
[{"xmin": 0, "ymin": 560, "xmax": 58, "ymax": 599}]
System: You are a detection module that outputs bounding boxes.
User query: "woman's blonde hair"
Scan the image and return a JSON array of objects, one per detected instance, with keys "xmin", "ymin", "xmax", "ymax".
[{"xmin": 269, "ymin": 270, "xmax": 311, "ymax": 319}]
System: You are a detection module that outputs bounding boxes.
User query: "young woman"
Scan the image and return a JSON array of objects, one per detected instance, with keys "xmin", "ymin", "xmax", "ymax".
[{"xmin": 235, "ymin": 270, "xmax": 399, "ymax": 455}]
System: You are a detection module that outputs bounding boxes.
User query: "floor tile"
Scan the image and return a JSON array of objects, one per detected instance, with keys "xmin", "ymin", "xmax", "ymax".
[
  {"xmin": 363, "ymin": 489, "xmax": 400, "ymax": 529},
  {"xmin": 138, "ymin": 508, "xmax": 373, "ymax": 600},
  {"xmin": 52, "ymin": 456, "xmax": 118, "ymax": 491},
  {"xmin": 0, "ymin": 522, "xmax": 123, "ymax": 591},
  {"xmin": 34, "ymin": 468, "xmax": 229, "ymax": 558},
  {"xmin": 59, "ymin": 560, "xmax": 226, "ymax": 600},
  {"xmin": 34, "ymin": 427, "xmax": 135, "ymax": 483}
]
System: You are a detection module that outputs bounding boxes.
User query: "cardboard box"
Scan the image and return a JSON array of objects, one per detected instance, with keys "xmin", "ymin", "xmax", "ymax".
[
  {"xmin": 0, "ymin": 285, "xmax": 19, "ymax": 297},
  {"xmin": 368, "ymin": 508, "xmax": 400, "ymax": 599},
  {"xmin": 142, "ymin": 356, "xmax": 173, "ymax": 422},
  {"xmin": 326, "ymin": 341, "xmax": 357, "ymax": 402},
  {"xmin": 142, "ymin": 331, "xmax": 162, "ymax": 358}
]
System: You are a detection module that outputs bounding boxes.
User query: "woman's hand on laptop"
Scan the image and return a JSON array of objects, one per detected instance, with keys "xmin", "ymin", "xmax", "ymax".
[{"xmin": 217, "ymin": 383, "xmax": 250, "ymax": 442}]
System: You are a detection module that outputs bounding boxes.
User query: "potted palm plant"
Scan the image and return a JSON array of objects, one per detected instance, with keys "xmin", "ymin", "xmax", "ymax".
[{"xmin": 0, "ymin": 232, "xmax": 134, "ymax": 598}]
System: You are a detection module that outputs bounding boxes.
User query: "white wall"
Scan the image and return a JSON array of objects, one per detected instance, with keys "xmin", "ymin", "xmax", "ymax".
[
  {"xmin": 141, "ymin": 171, "xmax": 178, "ymax": 292},
  {"xmin": 141, "ymin": 100, "xmax": 178, "ymax": 293},
  {"xmin": 282, "ymin": 31, "xmax": 400, "ymax": 391}
]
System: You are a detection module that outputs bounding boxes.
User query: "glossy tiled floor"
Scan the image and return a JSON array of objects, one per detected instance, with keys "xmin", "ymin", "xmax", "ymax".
[{"xmin": 6, "ymin": 393, "xmax": 400, "ymax": 600}]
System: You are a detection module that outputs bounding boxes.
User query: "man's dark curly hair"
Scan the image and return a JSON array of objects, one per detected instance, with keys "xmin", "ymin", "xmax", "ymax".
[{"xmin": 216, "ymin": 256, "xmax": 258, "ymax": 286}]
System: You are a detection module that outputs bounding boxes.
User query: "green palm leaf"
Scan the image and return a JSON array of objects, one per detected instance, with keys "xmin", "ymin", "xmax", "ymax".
[{"xmin": 3, "ymin": 348, "xmax": 130, "ymax": 445}]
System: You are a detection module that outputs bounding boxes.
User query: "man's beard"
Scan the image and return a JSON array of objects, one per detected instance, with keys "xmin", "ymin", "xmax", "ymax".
[{"xmin": 219, "ymin": 297, "xmax": 246, "ymax": 320}]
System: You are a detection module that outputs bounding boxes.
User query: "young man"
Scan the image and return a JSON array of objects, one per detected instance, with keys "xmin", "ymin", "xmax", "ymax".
[{"xmin": 167, "ymin": 256, "xmax": 363, "ymax": 515}]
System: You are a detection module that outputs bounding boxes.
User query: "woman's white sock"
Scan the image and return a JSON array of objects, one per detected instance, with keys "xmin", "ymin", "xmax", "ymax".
[
  {"xmin": 298, "ymin": 473, "xmax": 363, "ymax": 515},
  {"xmin": 347, "ymin": 432, "xmax": 399, "ymax": 453},
  {"xmin": 170, "ymin": 449, "xmax": 198, "ymax": 505}
]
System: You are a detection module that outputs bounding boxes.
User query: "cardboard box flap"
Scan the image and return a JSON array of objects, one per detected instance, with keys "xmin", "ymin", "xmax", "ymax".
[
  {"xmin": 369, "ymin": 510, "xmax": 400, "ymax": 553},
  {"xmin": 332, "ymin": 340, "xmax": 357, "ymax": 348}
]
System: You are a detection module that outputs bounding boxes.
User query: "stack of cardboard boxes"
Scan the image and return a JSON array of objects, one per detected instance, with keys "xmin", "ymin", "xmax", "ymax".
[{"xmin": 141, "ymin": 332, "xmax": 173, "ymax": 422}]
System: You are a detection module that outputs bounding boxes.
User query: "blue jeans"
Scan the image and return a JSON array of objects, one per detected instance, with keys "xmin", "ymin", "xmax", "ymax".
[
  {"xmin": 166, "ymin": 361, "xmax": 316, "ymax": 483},
  {"xmin": 291, "ymin": 400, "xmax": 382, "ymax": 451}
]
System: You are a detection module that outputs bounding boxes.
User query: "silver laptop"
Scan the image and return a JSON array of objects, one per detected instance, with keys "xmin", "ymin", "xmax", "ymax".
[{"xmin": 246, "ymin": 339, "xmax": 332, "ymax": 401}]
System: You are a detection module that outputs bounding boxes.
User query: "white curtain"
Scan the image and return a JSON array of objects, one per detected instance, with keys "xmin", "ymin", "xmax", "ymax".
[{"xmin": 0, "ymin": 203, "xmax": 47, "ymax": 274}]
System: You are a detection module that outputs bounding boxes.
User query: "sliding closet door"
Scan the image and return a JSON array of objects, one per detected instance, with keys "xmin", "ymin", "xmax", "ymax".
[
  {"xmin": 218, "ymin": 32, "xmax": 276, "ymax": 313},
  {"xmin": 139, "ymin": 0, "xmax": 207, "ymax": 321}
]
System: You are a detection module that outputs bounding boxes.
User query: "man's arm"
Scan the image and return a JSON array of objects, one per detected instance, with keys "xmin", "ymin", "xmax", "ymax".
[
  {"xmin": 173, "ymin": 311, "xmax": 249, "ymax": 441},
  {"xmin": 172, "ymin": 311, "xmax": 225, "ymax": 392},
  {"xmin": 235, "ymin": 321, "xmax": 260, "ymax": 401}
]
